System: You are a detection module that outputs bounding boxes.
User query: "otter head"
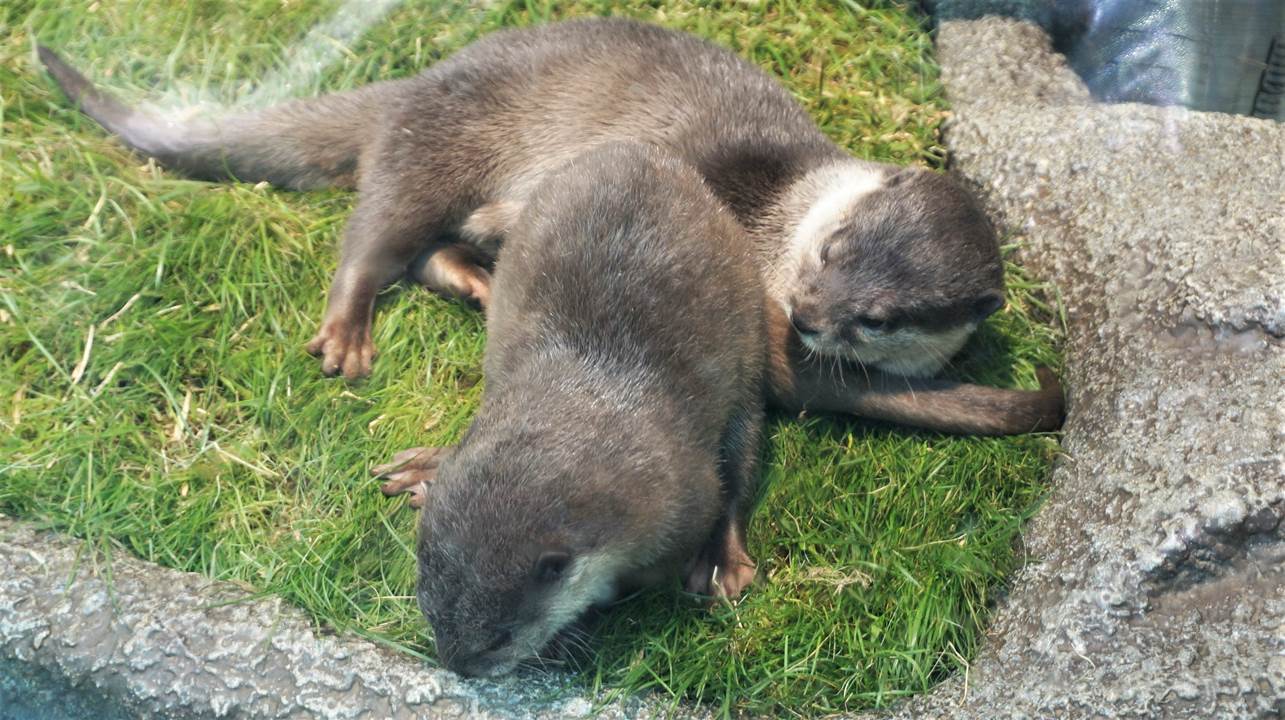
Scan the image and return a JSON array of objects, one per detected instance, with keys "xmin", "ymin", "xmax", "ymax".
[
  {"xmin": 783, "ymin": 166, "xmax": 1004, "ymax": 377},
  {"xmin": 413, "ymin": 427, "xmax": 651, "ymax": 678}
]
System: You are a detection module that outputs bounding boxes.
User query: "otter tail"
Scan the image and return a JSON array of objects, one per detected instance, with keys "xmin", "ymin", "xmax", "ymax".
[{"xmin": 38, "ymin": 46, "xmax": 403, "ymax": 190}]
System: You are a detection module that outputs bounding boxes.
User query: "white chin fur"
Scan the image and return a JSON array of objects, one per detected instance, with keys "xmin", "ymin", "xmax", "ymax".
[
  {"xmin": 865, "ymin": 353, "xmax": 948, "ymax": 378},
  {"xmin": 801, "ymin": 323, "xmax": 977, "ymax": 378},
  {"xmin": 512, "ymin": 552, "xmax": 620, "ymax": 671}
]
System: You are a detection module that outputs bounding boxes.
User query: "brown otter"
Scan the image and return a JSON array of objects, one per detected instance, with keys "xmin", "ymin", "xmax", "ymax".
[
  {"xmin": 38, "ymin": 17, "xmax": 1002, "ymax": 382},
  {"xmin": 373, "ymin": 142, "xmax": 766, "ymax": 677},
  {"xmin": 462, "ymin": 198, "xmax": 1065, "ymax": 435}
]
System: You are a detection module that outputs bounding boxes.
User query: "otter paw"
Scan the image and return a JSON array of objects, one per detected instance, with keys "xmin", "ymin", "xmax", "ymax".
[
  {"xmin": 306, "ymin": 320, "xmax": 376, "ymax": 379},
  {"xmin": 373, "ymin": 447, "xmax": 446, "ymax": 509},
  {"xmin": 684, "ymin": 547, "xmax": 757, "ymax": 600},
  {"xmin": 710, "ymin": 550, "xmax": 757, "ymax": 600},
  {"xmin": 1035, "ymin": 366, "xmax": 1060, "ymax": 393},
  {"xmin": 1034, "ymin": 366, "xmax": 1066, "ymax": 429},
  {"xmin": 408, "ymin": 245, "xmax": 494, "ymax": 309}
]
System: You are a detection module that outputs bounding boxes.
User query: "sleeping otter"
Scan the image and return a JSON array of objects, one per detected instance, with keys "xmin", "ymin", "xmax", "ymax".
[{"xmin": 39, "ymin": 17, "xmax": 1003, "ymax": 383}]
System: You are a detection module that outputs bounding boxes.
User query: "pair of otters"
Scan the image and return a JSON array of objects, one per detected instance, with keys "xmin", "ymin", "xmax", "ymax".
[{"xmin": 42, "ymin": 18, "xmax": 1062, "ymax": 678}]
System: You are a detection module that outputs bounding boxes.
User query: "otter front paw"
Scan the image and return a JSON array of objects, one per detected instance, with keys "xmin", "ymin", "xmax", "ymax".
[
  {"xmin": 306, "ymin": 319, "xmax": 375, "ymax": 379},
  {"xmin": 373, "ymin": 447, "xmax": 447, "ymax": 509},
  {"xmin": 1034, "ymin": 366, "xmax": 1066, "ymax": 431}
]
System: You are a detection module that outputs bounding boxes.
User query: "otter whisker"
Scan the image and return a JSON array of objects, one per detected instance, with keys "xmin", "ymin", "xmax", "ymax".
[
  {"xmin": 829, "ymin": 351, "xmax": 846, "ymax": 390},
  {"xmin": 910, "ymin": 335, "xmax": 954, "ymax": 378},
  {"xmin": 844, "ymin": 349, "xmax": 872, "ymax": 388}
]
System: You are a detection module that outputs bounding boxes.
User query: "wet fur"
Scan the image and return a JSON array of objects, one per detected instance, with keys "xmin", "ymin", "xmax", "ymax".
[{"xmin": 399, "ymin": 144, "xmax": 766, "ymax": 677}]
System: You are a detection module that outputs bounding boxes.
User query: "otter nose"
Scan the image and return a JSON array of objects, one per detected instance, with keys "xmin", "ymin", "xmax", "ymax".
[
  {"xmin": 447, "ymin": 651, "xmax": 489, "ymax": 678},
  {"xmin": 789, "ymin": 308, "xmax": 820, "ymax": 337}
]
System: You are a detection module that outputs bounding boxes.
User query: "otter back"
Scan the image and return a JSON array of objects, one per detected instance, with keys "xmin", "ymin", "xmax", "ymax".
[
  {"xmin": 386, "ymin": 142, "xmax": 767, "ymax": 678},
  {"xmin": 41, "ymin": 18, "xmax": 1001, "ymax": 382}
]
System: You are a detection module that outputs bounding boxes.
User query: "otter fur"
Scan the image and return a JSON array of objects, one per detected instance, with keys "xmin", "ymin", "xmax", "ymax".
[
  {"xmin": 40, "ymin": 19, "xmax": 1063, "ymax": 434},
  {"xmin": 372, "ymin": 142, "xmax": 766, "ymax": 677},
  {"xmin": 39, "ymin": 17, "xmax": 1001, "ymax": 381}
]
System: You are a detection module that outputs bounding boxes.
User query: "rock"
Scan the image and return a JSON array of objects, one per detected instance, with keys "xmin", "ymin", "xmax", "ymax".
[
  {"xmin": 0, "ymin": 519, "xmax": 672, "ymax": 719},
  {"xmin": 864, "ymin": 17, "xmax": 1283, "ymax": 720}
]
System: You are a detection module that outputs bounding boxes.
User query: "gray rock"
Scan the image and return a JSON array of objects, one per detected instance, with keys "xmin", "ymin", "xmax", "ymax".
[
  {"xmin": 864, "ymin": 17, "xmax": 1283, "ymax": 719},
  {"xmin": 0, "ymin": 518, "xmax": 691, "ymax": 719}
]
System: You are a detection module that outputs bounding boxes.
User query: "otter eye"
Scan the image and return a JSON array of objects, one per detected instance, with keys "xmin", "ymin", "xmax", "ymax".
[
  {"xmin": 972, "ymin": 294, "xmax": 1004, "ymax": 320},
  {"xmin": 533, "ymin": 550, "xmax": 571, "ymax": 584},
  {"xmin": 818, "ymin": 244, "xmax": 831, "ymax": 266},
  {"xmin": 856, "ymin": 316, "xmax": 889, "ymax": 332},
  {"xmin": 485, "ymin": 629, "xmax": 513, "ymax": 653}
]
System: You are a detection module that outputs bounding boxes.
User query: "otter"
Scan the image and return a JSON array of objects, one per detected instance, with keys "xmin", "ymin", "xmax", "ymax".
[
  {"xmin": 38, "ymin": 17, "xmax": 1002, "ymax": 382},
  {"xmin": 372, "ymin": 142, "xmax": 766, "ymax": 677},
  {"xmin": 460, "ymin": 197, "xmax": 1064, "ymax": 435}
]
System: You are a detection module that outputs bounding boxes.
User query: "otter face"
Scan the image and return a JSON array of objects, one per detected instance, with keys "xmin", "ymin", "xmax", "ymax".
[
  {"xmin": 784, "ymin": 167, "xmax": 1004, "ymax": 377},
  {"xmin": 416, "ymin": 538, "xmax": 614, "ymax": 677},
  {"xmin": 413, "ymin": 451, "xmax": 622, "ymax": 678},
  {"xmin": 785, "ymin": 295, "xmax": 998, "ymax": 377}
]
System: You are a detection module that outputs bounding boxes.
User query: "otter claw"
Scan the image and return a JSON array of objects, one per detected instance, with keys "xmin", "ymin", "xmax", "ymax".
[
  {"xmin": 374, "ymin": 447, "xmax": 447, "ymax": 509},
  {"xmin": 380, "ymin": 475, "xmax": 431, "ymax": 508},
  {"xmin": 684, "ymin": 548, "xmax": 756, "ymax": 600},
  {"xmin": 306, "ymin": 319, "xmax": 376, "ymax": 379}
]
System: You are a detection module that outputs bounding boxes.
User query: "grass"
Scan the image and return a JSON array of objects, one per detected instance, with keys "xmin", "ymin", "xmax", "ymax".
[{"xmin": 0, "ymin": 0, "xmax": 1062, "ymax": 715}]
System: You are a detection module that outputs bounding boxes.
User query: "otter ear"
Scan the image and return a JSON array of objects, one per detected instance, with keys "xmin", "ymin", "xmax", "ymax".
[
  {"xmin": 972, "ymin": 293, "xmax": 1005, "ymax": 320},
  {"xmin": 533, "ymin": 551, "xmax": 572, "ymax": 584}
]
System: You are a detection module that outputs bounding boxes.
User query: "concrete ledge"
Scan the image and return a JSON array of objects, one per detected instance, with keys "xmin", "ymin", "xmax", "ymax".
[
  {"xmin": 868, "ymin": 17, "xmax": 1283, "ymax": 719},
  {"xmin": 0, "ymin": 518, "xmax": 662, "ymax": 719}
]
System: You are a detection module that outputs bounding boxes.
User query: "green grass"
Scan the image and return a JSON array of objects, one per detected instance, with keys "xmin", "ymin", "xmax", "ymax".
[{"xmin": 0, "ymin": 1, "xmax": 1061, "ymax": 715}]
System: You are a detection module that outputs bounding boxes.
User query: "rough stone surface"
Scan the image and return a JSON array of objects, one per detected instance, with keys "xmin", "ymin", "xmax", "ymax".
[
  {"xmin": 864, "ymin": 17, "xmax": 1283, "ymax": 720},
  {"xmin": 0, "ymin": 518, "xmax": 694, "ymax": 720},
  {"xmin": 3, "ymin": 18, "xmax": 1282, "ymax": 720}
]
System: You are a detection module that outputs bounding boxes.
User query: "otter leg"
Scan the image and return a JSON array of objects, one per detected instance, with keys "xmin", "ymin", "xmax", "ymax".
[
  {"xmin": 306, "ymin": 181, "xmax": 456, "ymax": 378},
  {"xmin": 774, "ymin": 358, "xmax": 1065, "ymax": 435},
  {"xmin": 407, "ymin": 243, "xmax": 493, "ymax": 309},
  {"xmin": 685, "ymin": 513, "xmax": 758, "ymax": 600},
  {"xmin": 685, "ymin": 403, "xmax": 763, "ymax": 599},
  {"xmin": 764, "ymin": 304, "xmax": 1065, "ymax": 435},
  {"xmin": 458, "ymin": 199, "xmax": 523, "ymax": 256},
  {"xmin": 372, "ymin": 446, "xmax": 448, "ymax": 509},
  {"xmin": 405, "ymin": 198, "xmax": 525, "ymax": 307}
]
